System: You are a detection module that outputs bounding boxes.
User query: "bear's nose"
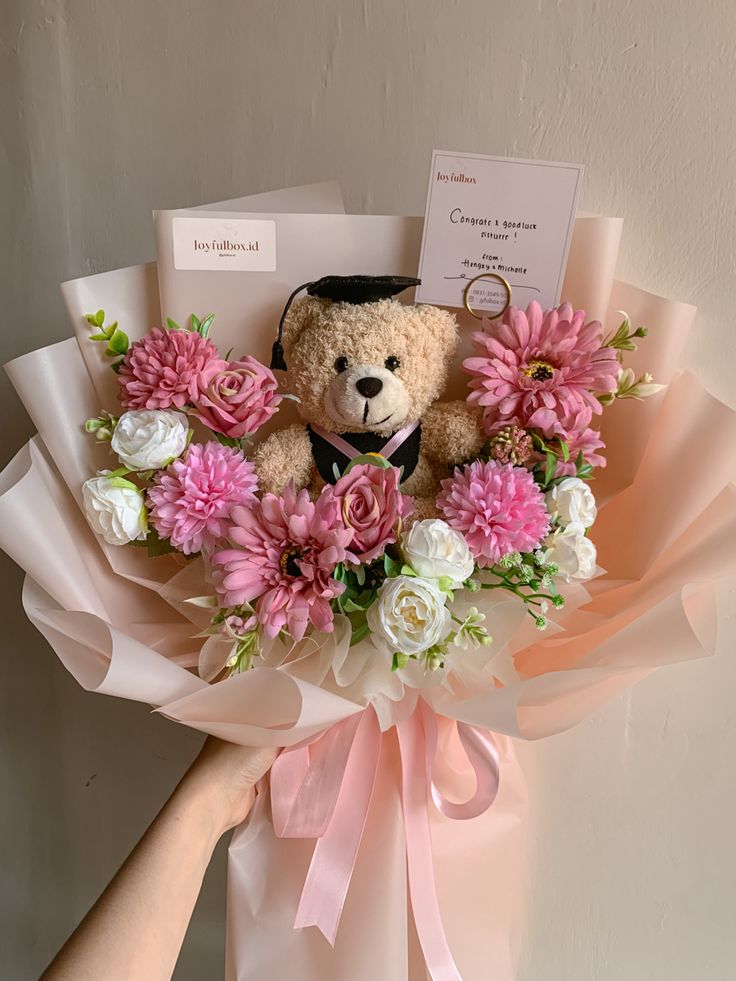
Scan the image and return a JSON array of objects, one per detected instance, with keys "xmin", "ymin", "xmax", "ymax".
[{"xmin": 356, "ymin": 376, "xmax": 383, "ymax": 399}]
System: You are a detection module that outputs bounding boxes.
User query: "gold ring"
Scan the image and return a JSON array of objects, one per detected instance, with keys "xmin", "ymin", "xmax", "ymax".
[{"xmin": 463, "ymin": 273, "xmax": 512, "ymax": 321}]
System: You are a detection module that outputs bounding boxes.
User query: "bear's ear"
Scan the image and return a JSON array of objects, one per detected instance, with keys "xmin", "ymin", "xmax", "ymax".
[
  {"xmin": 414, "ymin": 304, "xmax": 458, "ymax": 359},
  {"xmin": 281, "ymin": 296, "xmax": 324, "ymax": 361}
]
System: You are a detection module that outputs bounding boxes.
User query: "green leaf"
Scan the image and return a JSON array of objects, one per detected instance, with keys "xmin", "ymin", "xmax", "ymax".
[
  {"xmin": 349, "ymin": 622, "xmax": 370, "ymax": 646},
  {"xmin": 342, "ymin": 597, "xmax": 367, "ymax": 613},
  {"xmin": 224, "ymin": 347, "xmax": 235, "ymax": 361},
  {"xmin": 354, "ymin": 563, "xmax": 366, "ymax": 586},
  {"xmin": 544, "ymin": 451, "xmax": 557, "ymax": 486},
  {"xmin": 214, "ymin": 432, "xmax": 242, "ymax": 449},
  {"xmin": 166, "ymin": 317, "xmax": 182, "ymax": 331},
  {"xmin": 198, "ymin": 314, "xmax": 215, "ymax": 338},
  {"xmin": 191, "ymin": 314, "xmax": 201, "ymax": 333},
  {"xmin": 88, "ymin": 332, "xmax": 108, "ymax": 342},
  {"xmin": 391, "ymin": 652, "xmax": 409, "ymax": 672},
  {"xmin": 107, "ymin": 476, "xmax": 138, "ymax": 491},
  {"xmin": 95, "ymin": 309, "xmax": 105, "ymax": 326},
  {"xmin": 559, "ymin": 440, "xmax": 570, "ymax": 463},
  {"xmin": 400, "ymin": 564, "xmax": 417, "ymax": 577},
  {"xmin": 383, "ymin": 553, "xmax": 401, "ymax": 578},
  {"xmin": 106, "ymin": 327, "xmax": 129, "ymax": 356},
  {"xmin": 145, "ymin": 528, "xmax": 177, "ymax": 558}
]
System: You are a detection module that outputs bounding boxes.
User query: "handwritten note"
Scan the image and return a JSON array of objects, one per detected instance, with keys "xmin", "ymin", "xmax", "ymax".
[{"xmin": 416, "ymin": 150, "xmax": 583, "ymax": 314}]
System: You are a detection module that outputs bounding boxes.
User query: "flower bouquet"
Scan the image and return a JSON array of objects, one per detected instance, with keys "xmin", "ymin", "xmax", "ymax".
[{"xmin": 2, "ymin": 213, "xmax": 735, "ymax": 981}]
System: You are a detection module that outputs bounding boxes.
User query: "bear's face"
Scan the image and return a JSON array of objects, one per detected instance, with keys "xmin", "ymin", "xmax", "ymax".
[{"xmin": 281, "ymin": 297, "xmax": 458, "ymax": 434}]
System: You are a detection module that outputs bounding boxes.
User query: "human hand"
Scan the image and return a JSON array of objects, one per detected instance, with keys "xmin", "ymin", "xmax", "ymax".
[{"xmin": 180, "ymin": 737, "xmax": 277, "ymax": 840}]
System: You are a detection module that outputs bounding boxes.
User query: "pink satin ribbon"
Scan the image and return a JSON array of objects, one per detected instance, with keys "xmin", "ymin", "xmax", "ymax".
[
  {"xmin": 310, "ymin": 420, "xmax": 419, "ymax": 464},
  {"xmin": 270, "ymin": 700, "xmax": 500, "ymax": 978}
]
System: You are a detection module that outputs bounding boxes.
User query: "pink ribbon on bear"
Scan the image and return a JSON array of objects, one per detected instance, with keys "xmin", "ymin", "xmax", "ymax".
[{"xmin": 270, "ymin": 699, "xmax": 501, "ymax": 980}]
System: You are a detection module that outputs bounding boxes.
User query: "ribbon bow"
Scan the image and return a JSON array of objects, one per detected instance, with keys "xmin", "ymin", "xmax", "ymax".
[{"xmin": 270, "ymin": 700, "xmax": 501, "ymax": 980}]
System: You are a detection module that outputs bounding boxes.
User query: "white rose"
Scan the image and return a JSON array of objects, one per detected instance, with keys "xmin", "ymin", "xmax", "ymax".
[
  {"xmin": 111, "ymin": 409, "xmax": 189, "ymax": 471},
  {"xmin": 546, "ymin": 477, "xmax": 597, "ymax": 528},
  {"xmin": 404, "ymin": 518, "xmax": 475, "ymax": 588},
  {"xmin": 366, "ymin": 575, "xmax": 452, "ymax": 656},
  {"xmin": 82, "ymin": 473, "xmax": 148, "ymax": 545},
  {"xmin": 543, "ymin": 522, "xmax": 597, "ymax": 581}
]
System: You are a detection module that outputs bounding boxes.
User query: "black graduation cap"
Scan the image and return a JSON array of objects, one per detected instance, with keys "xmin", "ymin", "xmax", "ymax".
[{"xmin": 270, "ymin": 274, "xmax": 421, "ymax": 370}]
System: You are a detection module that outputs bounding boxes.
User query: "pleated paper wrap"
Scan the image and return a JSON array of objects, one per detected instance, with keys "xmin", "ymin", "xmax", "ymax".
[{"xmin": 2, "ymin": 217, "xmax": 735, "ymax": 981}]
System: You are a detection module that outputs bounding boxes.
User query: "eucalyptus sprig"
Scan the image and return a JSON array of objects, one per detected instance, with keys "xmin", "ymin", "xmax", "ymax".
[
  {"xmin": 226, "ymin": 631, "xmax": 261, "ymax": 674},
  {"xmin": 85, "ymin": 309, "xmax": 129, "ymax": 369},
  {"xmin": 84, "ymin": 410, "xmax": 119, "ymax": 442},
  {"xmin": 602, "ymin": 312, "xmax": 648, "ymax": 353},
  {"xmin": 477, "ymin": 550, "xmax": 564, "ymax": 628}
]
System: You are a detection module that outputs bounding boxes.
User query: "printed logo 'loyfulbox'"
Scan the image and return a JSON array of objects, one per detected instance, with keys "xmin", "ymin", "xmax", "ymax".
[{"xmin": 172, "ymin": 217, "xmax": 277, "ymax": 271}]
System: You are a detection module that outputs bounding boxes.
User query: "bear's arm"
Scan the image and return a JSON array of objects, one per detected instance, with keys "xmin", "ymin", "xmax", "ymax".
[
  {"xmin": 421, "ymin": 400, "xmax": 486, "ymax": 465},
  {"xmin": 253, "ymin": 424, "xmax": 314, "ymax": 496}
]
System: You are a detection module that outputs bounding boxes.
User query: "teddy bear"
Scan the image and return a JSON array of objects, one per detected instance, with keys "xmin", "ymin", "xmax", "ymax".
[{"xmin": 254, "ymin": 274, "xmax": 485, "ymax": 520}]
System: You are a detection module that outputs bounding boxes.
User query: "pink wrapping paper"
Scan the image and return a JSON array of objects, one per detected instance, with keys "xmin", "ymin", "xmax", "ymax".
[{"xmin": 1, "ymin": 215, "xmax": 734, "ymax": 980}]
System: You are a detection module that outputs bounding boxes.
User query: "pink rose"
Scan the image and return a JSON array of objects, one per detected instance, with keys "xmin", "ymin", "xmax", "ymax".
[
  {"xmin": 190, "ymin": 356, "xmax": 282, "ymax": 439},
  {"xmin": 326, "ymin": 463, "xmax": 413, "ymax": 564}
]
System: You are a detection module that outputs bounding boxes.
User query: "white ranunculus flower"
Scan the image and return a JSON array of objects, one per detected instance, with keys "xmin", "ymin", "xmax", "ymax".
[
  {"xmin": 542, "ymin": 522, "xmax": 597, "ymax": 581},
  {"xmin": 404, "ymin": 518, "xmax": 475, "ymax": 588},
  {"xmin": 546, "ymin": 477, "xmax": 597, "ymax": 528},
  {"xmin": 366, "ymin": 575, "xmax": 452, "ymax": 656},
  {"xmin": 82, "ymin": 473, "xmax": 148, "ymax": 545},
  {"xmin": 111, "ymin": 409, "xmax": 189, "ymax": 471}
]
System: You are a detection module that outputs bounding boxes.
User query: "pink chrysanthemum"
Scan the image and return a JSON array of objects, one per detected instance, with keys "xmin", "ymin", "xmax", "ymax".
[
  {"xmin": 118, "ymin": 327, "xmax": 220, "ymax": 410},
  {"xmin": 437, "ymin": 460, "xmax": 550, "ymax": 567},
  {"xmin": 464, "ymin": 301, "xmax": 619, "ymax": 438},
  {"xmin": 148, "ymin": 443, "xmax": 258, "ymax": 555},
  {"xmin": 212, "ymin": 484, "xmax": 354, "ymax": 641}
]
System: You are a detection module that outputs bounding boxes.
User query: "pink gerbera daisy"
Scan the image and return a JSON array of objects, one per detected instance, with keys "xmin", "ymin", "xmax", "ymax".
[
  {"xmin": 212, "ymin": 484, "xmax": 354, "ymax": 641},
  {"xmin": 148, "ymin": 442, "xmax": 258, "ymax": 555},
  {"xmin": 464, "ymin": 301, "xmax": 619, "ymax": 438},
  {"xmin": 437, "ymin": 460, "xmax": 550, "ymax": 567},
  {"xmin": 119, "ymin": 327, "xmax": 220, "ymax": 410}
]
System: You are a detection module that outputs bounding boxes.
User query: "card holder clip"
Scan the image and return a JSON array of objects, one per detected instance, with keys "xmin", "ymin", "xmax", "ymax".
[{"xmin": 462, "ymin": 272, "xmax": 512, "ymax": 321}]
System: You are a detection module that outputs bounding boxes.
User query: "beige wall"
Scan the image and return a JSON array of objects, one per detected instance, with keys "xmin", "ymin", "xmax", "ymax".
[{"xmin": 2, "ymin": 1, "xmax": 735, "ymax": 978}]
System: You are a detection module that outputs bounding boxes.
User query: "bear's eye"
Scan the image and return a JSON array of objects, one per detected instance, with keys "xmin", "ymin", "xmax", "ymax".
[
  {"xmin": 385, "ymin": 356, "xmax": 401, "ymax": 372},
  {"xmin": 334, "ymin": 356, "xmax": 349, "ymax": 373}
]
